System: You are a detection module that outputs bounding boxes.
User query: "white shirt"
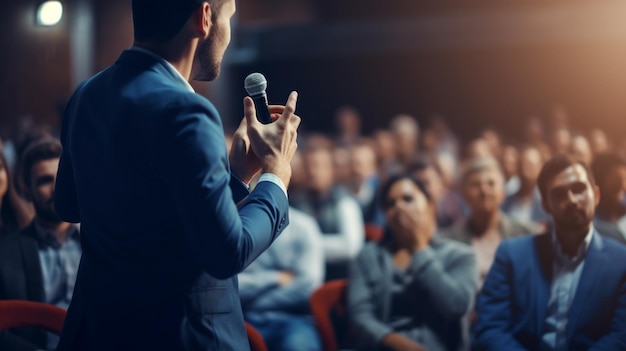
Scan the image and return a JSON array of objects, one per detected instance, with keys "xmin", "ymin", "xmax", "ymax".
[{"xmin": 540, "ymin": 227, "xmax": 594, "ymax": 351}]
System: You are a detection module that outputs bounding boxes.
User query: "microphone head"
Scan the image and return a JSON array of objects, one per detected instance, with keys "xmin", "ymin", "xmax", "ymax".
[{"xmin": 244, "ymin": 72, "xmax": 267, "ymax": 96}]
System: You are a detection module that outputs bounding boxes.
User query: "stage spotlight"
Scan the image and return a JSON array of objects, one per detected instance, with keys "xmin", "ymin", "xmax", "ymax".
[{"xmin": 36, "ymin": 1, "xmax": 63, "ymax": 26}]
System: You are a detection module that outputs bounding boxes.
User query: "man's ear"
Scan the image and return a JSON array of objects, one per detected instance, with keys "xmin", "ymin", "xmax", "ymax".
[
  {"xmin": 196, "ymin": 2, "xmax": 212, "ymax": 38},
  {"xmin": 593, "ymin": 184, "xmax": 601, "ymax": 207}
]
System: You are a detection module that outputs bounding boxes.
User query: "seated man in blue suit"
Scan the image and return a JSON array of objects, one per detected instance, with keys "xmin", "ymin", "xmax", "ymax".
[
  {"xmin": 53, "ymin": 0, "xmax": 301, "ymax": 350},
  {"xmin": 474, "ymin": 154, "xmax": 626, "ymax": 351}
]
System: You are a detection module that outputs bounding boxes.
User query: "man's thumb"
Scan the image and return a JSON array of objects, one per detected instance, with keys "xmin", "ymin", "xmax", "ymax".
[{"xmin": 243, "ymin": 97, "xmax": 258, "ymax": 126}]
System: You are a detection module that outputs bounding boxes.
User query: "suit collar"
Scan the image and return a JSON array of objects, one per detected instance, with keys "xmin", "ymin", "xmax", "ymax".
[
  {"xmin": 18, "ymin": 223, "xmax": 45, "ymax": 302},
  {"xmin": 534, "ymin": 233, "xmax": 553, "ymax": 336},
  {"xmin": 116, "ymin": 49, "xmax": 194, "ymax": 92},
  {"xmin": 565, "ymin": 230, "xmax": 606, "ymax": 343},
  {"xmin": 23, "ymin": 220, "xmax": 80, "ymax": 249}
]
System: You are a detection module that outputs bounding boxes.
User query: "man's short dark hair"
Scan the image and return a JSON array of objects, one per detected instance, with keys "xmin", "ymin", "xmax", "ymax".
[
  {"xmin": 21, "ymin": 138, "xmax": 62, "ymax": 187},
  {"xmin": 537, "ymin": 154, "xmax": 596, "ymax": 200},
  {"xmin": 132, "ymin": 0, "xmax": 226, "ymax": 43}
]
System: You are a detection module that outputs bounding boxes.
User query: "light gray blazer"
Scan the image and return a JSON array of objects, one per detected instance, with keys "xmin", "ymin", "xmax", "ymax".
[{"xmin": 346, "ymin": 237, "xmax": 478, "ymax": 351}]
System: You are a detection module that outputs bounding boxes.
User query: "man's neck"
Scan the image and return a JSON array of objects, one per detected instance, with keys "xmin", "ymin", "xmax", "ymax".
[
  {"xmin": 469, "ymin": 210, "xmax": 501, "ymax": 236},
  {"xmin": 555, "ymin": 225, "xmax": 590, "ymax": 258},
  {"xmin": 36, "ymin": 218, "xmax": 73, "ymax": 244},
  {"xmin": 134, "ymin": 39, "xmax": 197, "ymax": 81}
]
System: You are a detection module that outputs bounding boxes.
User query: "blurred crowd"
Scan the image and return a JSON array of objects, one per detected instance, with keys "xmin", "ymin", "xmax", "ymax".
[{"xmin": 1, "ymin": 104, "xmax": 626, "ymax": 350}]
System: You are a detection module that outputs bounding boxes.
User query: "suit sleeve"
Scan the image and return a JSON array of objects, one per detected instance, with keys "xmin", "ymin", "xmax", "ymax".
[
  {"xmin": 55, "ymin": 86, "xmax": 84, "ymax": 223},
  {"xmin": 473, "ymin": 240, "xmax": 528, "ymax": 351},
  {"xmin": 161, "ymin": 99, "xmax": 289, "ymax": 280}
]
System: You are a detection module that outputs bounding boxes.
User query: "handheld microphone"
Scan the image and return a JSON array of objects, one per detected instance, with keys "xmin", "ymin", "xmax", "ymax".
[{"xmin": 244, "ymin": 72, "xmax": 273, "ymax": 124}]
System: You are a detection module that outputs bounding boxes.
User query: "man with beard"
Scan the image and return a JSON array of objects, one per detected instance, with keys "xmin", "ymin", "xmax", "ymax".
[
  {"xmin": 53, "ymin": 0, "xmax": 301, "ymax": 350},
  {"xmin": 0, "ymin": 139, "xmax": 80, "ymax": 351},
  {"xmin": 474, "ymin": 155, "xmax": 626, "ymax": 350}
]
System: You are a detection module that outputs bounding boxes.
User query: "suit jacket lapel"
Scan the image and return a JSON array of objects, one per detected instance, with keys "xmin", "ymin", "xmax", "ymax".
[
  {"xmin": 566, "ymin": 231, "xmax": 605, "ymax": 343},
  {"xmin": 534, "ymin": 233, "xmax": 553, "ymax": 336},
  {"xmin": 20, "ymin": 223, "xmax": 45, "ymax": 302}
]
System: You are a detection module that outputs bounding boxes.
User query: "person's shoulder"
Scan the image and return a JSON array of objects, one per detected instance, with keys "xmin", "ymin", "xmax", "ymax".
[
  {"xmin": 356, "ymin": 241, "xmax": 384, "ymax": 261},
  {"xmin": 432, "ymin": 236, "xmax": 474, "ymax": 257},
  {"xmin": 598, "ymin": 232, "xmax": 626, "ymax": 255},
  {"xmin": 0, "ymin": 227, "xmax": 35, "ymax": 255},
  {"xmin": 440, "ymin": 220, "xmax": 470, "ymax": 243},
  {"xmin": 287, "ymin": 207, "xmax": 321, "ymax": 236},
  {"xmin": 499, "ymin": 233, "xmax": 541, "ymax": 255},
  {"xmin": 501, "ymin": 213, "xmax": 543, "ymax": 237}
]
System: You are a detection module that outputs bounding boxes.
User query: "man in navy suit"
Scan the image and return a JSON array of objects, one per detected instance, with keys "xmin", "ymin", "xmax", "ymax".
[
  {"xmin": 53, "ymin": 0, "xmax": 300, "ymax": 350},
  {"xmin": 474, "ymin": 154, "xmax": 626, "ymax": 350}
]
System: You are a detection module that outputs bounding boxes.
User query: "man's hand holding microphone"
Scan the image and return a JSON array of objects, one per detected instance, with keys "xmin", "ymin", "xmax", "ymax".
[{"xmin": 229, "ymin": 73, "xmax": 301, "ymax": 189}]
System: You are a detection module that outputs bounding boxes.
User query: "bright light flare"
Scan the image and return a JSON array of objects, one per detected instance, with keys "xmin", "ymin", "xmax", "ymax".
[{"xmin": 37, "ymin": 1, "xmax": 63, "ymax": 26}]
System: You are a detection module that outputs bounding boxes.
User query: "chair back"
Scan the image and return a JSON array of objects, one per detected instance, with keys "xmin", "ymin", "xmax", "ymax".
[
  {"xmin": 245, "ymin": 321, "xmax": 268, "ymax": 351},
  {"xmin": 310, "ymin": 279, "xmax": 348, "ymax": 351},
  {"xmin": 0, "ymin": 300, "xmax": 66, "ymax": 334}
]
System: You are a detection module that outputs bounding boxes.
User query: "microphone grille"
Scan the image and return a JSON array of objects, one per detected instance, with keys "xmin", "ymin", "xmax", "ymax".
[{"xmin": 244, "ymin": 72, "xmax": 267, "ymax": 96}]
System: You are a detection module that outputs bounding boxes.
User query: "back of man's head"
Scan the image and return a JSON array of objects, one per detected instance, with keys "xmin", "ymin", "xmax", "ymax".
[
  {"xmin": 21, "ymin": 138, "xmax": 62, "ymax": 188},
  {"xmin": 132, "ymin": 0, "xmax": 225, "ymax": 43}
]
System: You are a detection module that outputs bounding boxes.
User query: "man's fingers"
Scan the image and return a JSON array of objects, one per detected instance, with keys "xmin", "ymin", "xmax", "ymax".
[
  {"xmin": 279, "ymin": 91, "xmax": 298, "ymax": 123},
  {"xmin": 243, "ymin": 96, "xmax": 259, "ymax": 127}
]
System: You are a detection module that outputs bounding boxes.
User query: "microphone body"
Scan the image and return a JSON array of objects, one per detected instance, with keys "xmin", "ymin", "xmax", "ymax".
[
  {"xmin": 244, "ymin": 73, "xmax": 273, "ymax": 124},
  {"xmin": 249, "ymin": 92, "xmax": 272, "ymax": 124}
]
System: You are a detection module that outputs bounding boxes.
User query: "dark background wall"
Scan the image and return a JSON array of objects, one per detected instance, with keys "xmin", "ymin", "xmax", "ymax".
[{"xmin": 2, "ymin": 0, "xmax": 626, "ymax": 143}]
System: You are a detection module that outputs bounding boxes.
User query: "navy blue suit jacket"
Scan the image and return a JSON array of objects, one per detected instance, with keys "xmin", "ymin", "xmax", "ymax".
[
  {"xmin": 54, "ymin": 49, "xmax": 289, "ymax": 351},
  {"xmin": 474, "ymin": 232, "xmax": 626, "ymax": 350}
]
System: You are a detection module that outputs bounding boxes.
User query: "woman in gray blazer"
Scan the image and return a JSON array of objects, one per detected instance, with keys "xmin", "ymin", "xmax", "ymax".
[{"xmin": 346, "ymin": 174, "xmax": 478, "ymax": 351}]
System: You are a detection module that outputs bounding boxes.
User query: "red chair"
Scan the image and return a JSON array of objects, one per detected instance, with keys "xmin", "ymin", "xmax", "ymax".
[
  {"xmin": 310, "ymin": 279, "xmax": 348, "ymax": 351},
  {"xmin": 0, "ymin": 300, "xmax": 268, "ymax": 351},
  {"xmin": 364, "ymin": 223, "xmax": 384, "ymax": 242},
  {"xmin": 0, "ymin": 300, "xmax": 66, "ymax": 334},
  {"xmin": 245, "ymin": 321, "xmax": 269, "ymax": 351}
]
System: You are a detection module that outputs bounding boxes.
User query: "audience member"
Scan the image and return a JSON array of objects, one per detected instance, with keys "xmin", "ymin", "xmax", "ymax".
[
  {"xmin": 410, "ymin": 158, "xmax": 465, "ymax": 230},
  {"xmin": 570, "ymin": 134, "xmax": 593, "ymax": 166},
  {"xmin": 501, "ymin": 145, "xmax": 550, "ymax": 225},
  {"xmin": 592, "ymin": 152, "xmax": 626, "ymax": 244},
  {"xmin": 346, "ymin": 174, "xmax": 478, "ymax": 351},
  {"xmin": 474, "ymin": 154, "xmax": 626, "ymax": 350},
  {"xmin": 551, "ymin": 127, "xmax": 572, "ymax": 156},
  {"xmin": 389, "ymin": 114, "xmax": 420, "ymax": 173},
  {"xmin": 429, "ymin": 115, "xmax": 459, "ymax": 159},
  {"xmin": 0, "ymin": 139, "xmax": 80, "ymax": 351},
  {"xmin": 588, "ymin": 128, "xmax": 611, "ymax": 154},
  {"xmin": 372, "ymin": 129, "xmax": 397, "ymax": 178},
  {"xmin": 0, "ymin": 152, "xmax": 32, "ymax": 235},
  {"xmin": 481, "ymin": 128, "xmax": 503, "ymax": 160},
  {"xmin": 335, "ymin": 106, "xmax": 362, "ymax": 147},
  {"xmin": 347, "ymin": 140, "xmax": 384, "ymax": 225},
  {"xmin": 464, "ymin": 138, "xmax": 493, "ymax": 160},
  {"xmin": 290, "ymin": 145, "xmax": 364, "ymax": 281},
  {"xmin": 500, "ymin": 144, "xmax": 520, "ymax": 197},
  {"xmin": 239, "ymin": 207, "xmax": 324, "ymax": 351},
  {"xmin": 442, "ymin": 157, "xmax": 540, "ymax": 288}
]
